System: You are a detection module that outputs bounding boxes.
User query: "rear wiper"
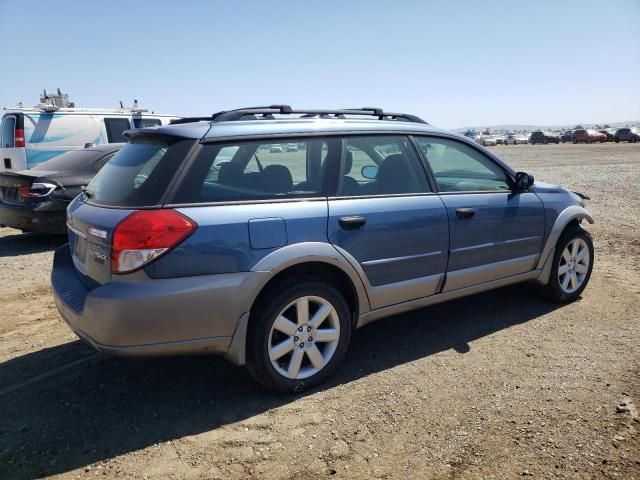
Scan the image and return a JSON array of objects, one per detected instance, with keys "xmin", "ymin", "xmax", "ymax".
[{"xmin": 81, "ymin": 186, "xmax": 94, "ymax": 198}]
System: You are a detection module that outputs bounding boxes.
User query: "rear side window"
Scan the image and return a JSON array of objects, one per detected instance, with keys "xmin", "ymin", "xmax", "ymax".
[
  {"xmin": 87, "ymin": 138, "xmax": 194, "ymax": 207},
  {"xmin": 172, "ymin": 137, "xmax": 339, "ymax": 204},
  {"xmin": 133, "ymin": 118, "xmax": 162, "ymax": 128},
  {"xmin": 1, "ymin": 116, "xmax": 15, "ymax": 148},
  {"xmin": 104, "ymin": 118, "xmax": 131, "ymax": 142}
]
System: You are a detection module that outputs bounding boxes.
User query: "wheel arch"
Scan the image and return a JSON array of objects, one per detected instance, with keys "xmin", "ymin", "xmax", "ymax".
[
  {"xmin": 536, "ymin": 206, "xmax": 594, "ymax": 284},
  {"xmin": 224, "ymin": 242, "xmax": 370, "ymax": 366}
]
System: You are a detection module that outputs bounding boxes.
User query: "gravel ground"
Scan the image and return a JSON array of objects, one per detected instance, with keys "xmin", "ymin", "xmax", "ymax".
[{"xmin": 0, "ymin": 143, "xmax": 638, "ymax": 480}]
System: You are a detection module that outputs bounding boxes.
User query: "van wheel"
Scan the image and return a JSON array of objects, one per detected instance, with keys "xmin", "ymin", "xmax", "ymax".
[
  {"xmin": 246, "ymin": 278, "xmax": 352, "ymax": 392},
  {"xmin": 542, "ymin": 225, "xmax": 594, "ymax": 302}
]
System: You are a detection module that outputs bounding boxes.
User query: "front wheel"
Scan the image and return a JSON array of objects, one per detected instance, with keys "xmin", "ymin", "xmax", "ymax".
[
  {"xmin": 542, "ymin": 225, "xmax": 594, "ymax": 302},
  {"xmin": 246, "ymin": 278, "xmax": 352, "ymax": 392}
]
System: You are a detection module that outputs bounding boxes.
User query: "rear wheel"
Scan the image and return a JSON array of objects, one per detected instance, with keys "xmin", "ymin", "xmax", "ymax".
[
  {"xmin": 246, "ymin": 278, "xmax": 352, "ymax": 392},
  {"xmin": 542, "ymin": 225, "xmax": 594, "ymax": 302}
]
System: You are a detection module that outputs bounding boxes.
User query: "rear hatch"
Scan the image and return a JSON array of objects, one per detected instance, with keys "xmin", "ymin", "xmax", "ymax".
[{"xmin": 66, "ymin": 137, "xmax": 196, "ymax": 285}]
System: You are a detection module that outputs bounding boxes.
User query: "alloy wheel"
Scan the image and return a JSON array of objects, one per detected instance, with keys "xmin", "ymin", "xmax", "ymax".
[
  {"xmin": 558, "ymin": 238, "xmax": 590, "ymax": 294},
  {"xmin": 268, "ymin": 295, "xmax": 341, "ymax": 380}
]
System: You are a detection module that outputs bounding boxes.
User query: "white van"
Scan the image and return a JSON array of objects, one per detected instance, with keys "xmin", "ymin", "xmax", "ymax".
[{"xmin": 1, "ymin": 91, "xmax": 178, "ymax": 171}]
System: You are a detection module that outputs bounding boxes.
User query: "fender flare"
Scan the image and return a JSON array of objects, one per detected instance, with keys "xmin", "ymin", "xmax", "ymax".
[
  {"xmin": 536, "ymin": 206, "xmax": 594, "ymax": 284},
  {"xmin": 224, "ymin": 242, "xmax": 371, "ymax": 366}
]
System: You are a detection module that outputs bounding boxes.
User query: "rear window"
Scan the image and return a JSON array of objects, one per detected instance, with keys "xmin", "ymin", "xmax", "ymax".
[
  {"xmin": 1, "ymin": 116, "xmax": 16, "ymax": 148},
  {"xmin": 133, "ymin": 118, "xmax": 162, "ymax": 128},
  {"xmin": 87, "ymin": 138, "xmax": 194, "ymax": 207},
  {"xmin": 172, "ymin": 137, "xmax": 339, "ymax": 204}
]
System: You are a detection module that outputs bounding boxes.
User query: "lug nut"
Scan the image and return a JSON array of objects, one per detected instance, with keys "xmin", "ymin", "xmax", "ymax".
[
  {"xmin": 307, "ymin": 326, "xmax": 312, "ymax": 332},
  {"xmin": 300, "ymin": 342, "xmax": 305, "ymax": 348},
  {"xmin": 294, "ymin": 336, "xmax": 299, "ymax": 341},
  {"xmin": 308, "ymin": 336, "xmax": 313, "ymax": 342},
  {"xmin": 298, "ymin": 326, "xmax": 303, "ymax": 332}
]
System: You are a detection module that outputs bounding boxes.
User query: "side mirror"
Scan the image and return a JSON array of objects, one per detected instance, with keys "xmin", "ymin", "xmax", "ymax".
[
  {"xmin": 514, "ymin": 171, "xmax": 534, "ymax": 191},
  {"xmin": 361, "ymin": 165, "xmax": 378, "ymax": 179}
]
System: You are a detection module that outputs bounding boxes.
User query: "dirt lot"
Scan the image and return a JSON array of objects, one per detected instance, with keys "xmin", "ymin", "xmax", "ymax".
[{"xmin": 1, "ymin": 143, "xmax": 639, "ymax": 479}]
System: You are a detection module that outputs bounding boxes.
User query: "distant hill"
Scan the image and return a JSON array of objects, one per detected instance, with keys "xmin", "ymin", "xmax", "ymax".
[{"xmin": 453, "ymin": 121, "xmax": 639, "ymax": 132}]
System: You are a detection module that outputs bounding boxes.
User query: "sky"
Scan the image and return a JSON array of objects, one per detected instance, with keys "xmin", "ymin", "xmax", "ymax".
[{"xmin": 1, "ymin": 0, "xmax": 639, "ymax": 129}]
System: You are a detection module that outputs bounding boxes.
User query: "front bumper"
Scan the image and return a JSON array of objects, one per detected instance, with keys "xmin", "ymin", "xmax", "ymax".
[
  {"xmin": 51, "ymin": 245, "xmax": 269, "ymax": 357},
  {"xmin": 0, "ymin": 202, "xmax": 67, "ymax": 234}
]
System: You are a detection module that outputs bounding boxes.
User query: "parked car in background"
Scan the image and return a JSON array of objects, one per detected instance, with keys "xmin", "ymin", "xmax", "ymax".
[
  {"xmin": 494, "ymin": 134, "xmax": 506, "ymax": 145},
  {"xmin": 51, "ymin": 105, "xmax": 594, "ymax": 392},
  {"xmin": 560, "ymin": 131, "xmax": 575, "ymax": 143},
  {"xmin": 0, "ymin": 144, "xmax": 123, "ymax": 234},
  {"xmin": 479, "ymin": 135, "xmax": 497, "ymax": 146},
  {"xmin": 505, "ymin": 134, "xmax": 529, "ymax": 145},
  {"xmin": 270, "ymin": 144, "xmax": 283, "ymax": 152},
  {"xmin": 529, "ymin": 131, "xmax": 560, "ymax": 144},
  {"xmin": 599, "ymin": 130, "xmax": 614, "ymax": 142},
  {"xmin": 614, "ymin": 127, "xmax": 640, "ymax": 143},
  {"xmin": 572, "ymin": 129, "xmax": 607, "ymax": 144},
  {"xmin": 0, "ymin": 90, "xmax": 177, "ymax": 172},
  {"xmin": 286, "ymin": 143, "xmax": 298, "ymax": 152}
]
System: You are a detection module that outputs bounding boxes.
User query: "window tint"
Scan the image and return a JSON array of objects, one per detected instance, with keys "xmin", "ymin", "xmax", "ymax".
[
  {"xmin": 416, "ymin": 137, "xmax": 510, "ymax": 192},
  {"xmin": 1, "ymin": 116, "xmax": 15, "ymax": 148},
  {"xmin": 338, "ymin": 135, "xmax": 430, "ymax": 196},
  {"xmin": 133, "ymin": 118, "xmax": 162, "ymax": 128},
  {"xmin": 173, "ymin": 138, "xmax": 339, "ymax": 204},
  {"xmin": 87, "ymin": 138, "xmax": 194, "ymax": 207},
  {"xmin": 104, "ymin": 118, "xmax": 131, "ymax": 143}
]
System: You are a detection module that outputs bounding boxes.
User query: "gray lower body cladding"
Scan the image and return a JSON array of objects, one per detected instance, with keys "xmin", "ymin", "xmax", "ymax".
[{"xmin": 51, "ymin": 245, "xmax": 270, "ymax": 356}]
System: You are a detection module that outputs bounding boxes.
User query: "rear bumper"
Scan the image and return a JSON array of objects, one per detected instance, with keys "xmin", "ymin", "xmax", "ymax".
[
  {"xmin": 0, "ymin": 202, "xmax": 67, "ymax": 234},
  {"xmin": 51, "ymin": 245, "xmax": 269, "ymax": 357}
]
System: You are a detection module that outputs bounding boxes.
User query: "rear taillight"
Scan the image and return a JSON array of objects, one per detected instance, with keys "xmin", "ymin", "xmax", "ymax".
[
  {"xmin": 18, "ymin": 182, "xmax": 56, "ymax": 199},
  {"xmin": 111, "ymin": 209, "xmax": 197, "ymax": 274},
  {"xmin": 15, "ymin": 128, "xmax": 25, "ymax": 148}
]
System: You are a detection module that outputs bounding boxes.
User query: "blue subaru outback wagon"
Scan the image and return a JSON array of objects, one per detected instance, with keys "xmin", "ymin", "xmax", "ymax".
[{"xmin": 51, "ymin": 106, "xmax": 594, "ymax": 391}]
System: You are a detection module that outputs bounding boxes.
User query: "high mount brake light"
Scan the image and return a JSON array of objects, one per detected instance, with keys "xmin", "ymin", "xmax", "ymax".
[{"xmin": 111, "ymin": 210, "xmax": 197, "ymax": 274}]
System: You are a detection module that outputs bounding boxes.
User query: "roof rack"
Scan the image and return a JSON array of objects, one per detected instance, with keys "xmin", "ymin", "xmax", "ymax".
[{"xmin": 169, "ymin": 105, "xmax": 428, "ymax": 125}]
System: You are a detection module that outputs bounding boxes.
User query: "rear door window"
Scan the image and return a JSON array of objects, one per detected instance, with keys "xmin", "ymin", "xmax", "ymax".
[
  {"xmin": 104, "ymin": 118, "xmax": 131, "ymax": 142},
  {"xmin": 1, "ymin": 116, "xmax": 16, "ymax": 148},
  {"xmin": 338, "ymin": 135, "xmax": 430, "ymax": 196},
  {"xmin": 133, "ymin": 118, "xmax": 162, "ymax": 128},
  {"xmin": 172, "ymin": 137, "xmax": 339, "ymax": 204},
  {"xmin": 87, "ymin": 138, "xmax": 194, "ymax": 207}
]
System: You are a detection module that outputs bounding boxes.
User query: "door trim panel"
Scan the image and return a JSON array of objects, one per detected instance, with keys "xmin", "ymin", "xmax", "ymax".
[
  {"xmin": 443, "ymin": 253, "xmax": 539, "ymax": 292},
  {"xmin": 369, "ymin": 273, "xmax": 443, "ymax": 310}
]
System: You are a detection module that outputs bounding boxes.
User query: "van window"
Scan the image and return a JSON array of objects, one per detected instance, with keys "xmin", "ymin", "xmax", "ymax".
[
  {"xmin": 1, "ymin": 116, "xmax": 15, "ymax": 148},
  {"xmin": 133, "ymin": 118, "xmax": 162, "ymax": 128},
  {"xmin": 172, "ymin": 137, "xmax": 340, "ymax": 204},
  {"xmin": 104, "ymin": 118, "xmax": 131, "ymax": 142}
]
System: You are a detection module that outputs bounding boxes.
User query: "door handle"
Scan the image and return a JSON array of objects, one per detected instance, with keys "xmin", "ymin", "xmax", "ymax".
[
  {"xmin": 455, "ymin": 208, "xmax": 475, "ymax": 219},
  {"xmin": 339, "ymin": 216, "xmax": 366, "ymax": 230}
]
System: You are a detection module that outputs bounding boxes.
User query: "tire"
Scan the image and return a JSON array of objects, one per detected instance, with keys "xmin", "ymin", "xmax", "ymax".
[
  {"xmin": 587, "ymin": 138, "xmax": 592, "ymax": 144},
  {"xmin": 531, "ymin": 140, "xmax": 535, "ymax": 145},
  {"xmin": 555, "ymin": 140, "xmax": 559, "ymax": 144},
  {"xmin": 632, "ymin": 137, "xmax": 638, "ymax": 143},
  {"xmin": 246, "ymin": 277, "xmax": 352, "ymax": 392},
  {"xmin": 615, "ymin": 138, "xmax": 620, "ymax": 143},
  {"xmin": 542, "ymin": 225, "xmax": 594, "ymax": 302},
  {"xmin": 572, "ymin": 139, "xmax": 577, "ymax": 144}
]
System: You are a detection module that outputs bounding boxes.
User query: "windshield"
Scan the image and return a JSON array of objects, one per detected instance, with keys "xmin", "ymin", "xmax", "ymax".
[{"xmin": 86, "ymin": 137, "xmax": 194, "ymax": 207}]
